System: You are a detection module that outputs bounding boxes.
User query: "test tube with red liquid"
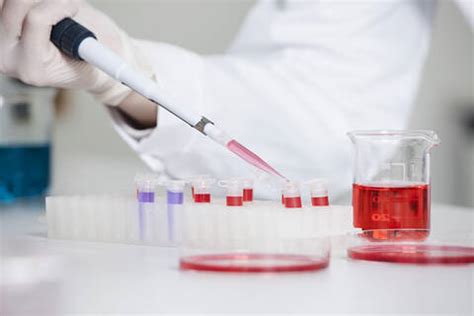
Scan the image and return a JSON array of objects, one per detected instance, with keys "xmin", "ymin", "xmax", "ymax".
[
  {"xmin": 219, "ymin": 178, "xmax": 244, "ymax": 207},
  {"xmin": 191, "ymin": 178, "xmax": 215, "ymax": 203},
  {"xmin": 282, "ymin": 182, "xmax": 302, "ymax": 209},
  {"xmin": 188, "ymin": 175, "xmax": 212, "ymax": 202},
  {"xmin": 305, "ymin": 178, "xmax": 329, "ymax": 207},
  {"xmin": 241, "ymin": 178, "xmax": 254, "ymax": 203}
]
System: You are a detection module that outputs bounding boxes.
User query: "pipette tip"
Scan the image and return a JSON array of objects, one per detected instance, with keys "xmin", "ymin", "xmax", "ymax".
[{"xmin": 226, "ymin": 139, "xmax": 287, "ymax": 180}]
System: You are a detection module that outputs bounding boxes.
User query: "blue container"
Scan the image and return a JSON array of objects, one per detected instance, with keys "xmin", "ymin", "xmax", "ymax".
[
  {"xmin": 0, "ymin": 144, "xmax": 51, "ymax": 202},
  {"xmin": 0, "ymin": 76, "xmax": 55, "ymax": 203}
]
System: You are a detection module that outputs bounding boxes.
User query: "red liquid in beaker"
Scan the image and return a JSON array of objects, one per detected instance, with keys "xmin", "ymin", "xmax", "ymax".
[
  {"xmin": 284, "ymin": 196, "xmax": 302, "ymax": 208},
  {"xmin": 353, "ymin": 183, "xmax": 430, "ymax": 231},
  {"xmin": 311, "ymin": 196, "xmax": 329, "ymax": 207},
  {"xmin": 243, "ymin": 188, "xmax": 253, "ymax": 202},
  {"xmin": 226, "ymin": 196, "xmax": 243, "ymax": 206},
  {"xmin": 194, "ymin": 193, "xmax": 211, "ymax": 203}
]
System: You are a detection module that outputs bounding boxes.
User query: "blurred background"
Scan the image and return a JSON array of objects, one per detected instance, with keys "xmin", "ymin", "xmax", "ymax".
[{"xmin": 1, "ymin": 0, "xmax": 473, "ymax": 206}]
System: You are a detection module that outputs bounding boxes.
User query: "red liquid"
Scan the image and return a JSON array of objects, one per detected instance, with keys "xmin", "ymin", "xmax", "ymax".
[
  {"xmin": 243, "ymin": 188, "xmax": 253, "ymax": 202},
  {"xmin": 353, "ymin": 183, "xmax": 430, "ymax": 230},
  {"xmin": 284, "ymin": 196, "xmax": 302, "ymax": 208},
  {"xmin": 281, "ymin": 194, "xmax": 285, "ymax": 205},
  {"xmin": 191, "ymin": 187, "xmax": 195, "ymax": 200},
  {"xmin": 227, "ymin": 140, "xmax": 286, "ymax": 179},
  {"xmin": 180, "ymin": 253, "xmax": 329, "ymax": 273},
  {"xmin": 194, "ymin": 193, "xmax": 211, "ymax": 203},
  {"xmin": 311, "ymin": 196, "xmax": 329, "ymax": 207},
  {"xmin": 358, "ymin": 230, "xmax": 430, "ymax": 242},
  {"xmin": 226, "ymin": 196, "xmax": 243, "ymax": 207},
  {"xmin": 348, "ymin": 244, "xmax": 474, "ymax": 265}
]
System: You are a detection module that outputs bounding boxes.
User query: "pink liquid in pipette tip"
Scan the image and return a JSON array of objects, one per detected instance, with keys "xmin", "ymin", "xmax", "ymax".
[{"xmin": 227, "ymin": 140, "xmax": 287, "ymax": 180}]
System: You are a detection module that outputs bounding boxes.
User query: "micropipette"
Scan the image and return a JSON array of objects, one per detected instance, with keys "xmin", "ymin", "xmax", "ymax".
[{"xmin": 50, "ymin": 18, "xmax": 285, "ymax": 179}]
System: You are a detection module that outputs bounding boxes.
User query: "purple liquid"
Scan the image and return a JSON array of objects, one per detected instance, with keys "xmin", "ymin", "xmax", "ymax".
[{"xmin": 226, "ymin": 140, "xmax": 286, "ymax": 179}]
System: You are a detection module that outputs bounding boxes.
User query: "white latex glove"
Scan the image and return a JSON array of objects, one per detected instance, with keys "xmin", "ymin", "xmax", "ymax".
[{"xmin": 0, "ymin": 0, "xmax": 151, "ymax": 105}]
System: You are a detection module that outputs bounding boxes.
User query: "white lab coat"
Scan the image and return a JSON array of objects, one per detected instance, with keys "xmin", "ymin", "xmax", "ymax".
[{"xmin": 110, "ymin": 0, "xmax": 472, "ymax": 201}]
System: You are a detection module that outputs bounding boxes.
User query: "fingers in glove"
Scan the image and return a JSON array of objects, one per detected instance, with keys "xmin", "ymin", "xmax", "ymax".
[
  {"xmin": 0, "ymin": 0, "xmax": 37, "ymax": 39},
  {"xmin": 21, "ymin": 0, "xmax": 80, "ymax": 54}
]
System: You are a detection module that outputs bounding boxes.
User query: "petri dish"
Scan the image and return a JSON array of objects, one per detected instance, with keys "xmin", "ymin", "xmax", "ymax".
[
  {"xmin": 180, "ymin": 253, "xmax": 329, "ymax": 273},
  {"xmin": 179, "ymin": 201, "xmax": 332, "ymax": 273},
  {"xmin": 180, "ymin": 236, "xmax": 330, "ymax": 273},
  {"xmin": 347, "ymin": 229, "xmax": 474, "ymax": 265}
]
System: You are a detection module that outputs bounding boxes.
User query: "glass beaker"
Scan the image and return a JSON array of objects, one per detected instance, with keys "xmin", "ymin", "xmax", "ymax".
[
  {"xmin": 0, "ymin": 75, "xmax": 56, "ymax": 203},
  {"xmin": 347, "ymin": 130, "xmax": 440, "ymax": 237}
]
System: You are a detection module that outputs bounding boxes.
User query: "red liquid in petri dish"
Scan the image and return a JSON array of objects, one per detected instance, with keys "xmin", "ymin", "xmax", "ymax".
[
  {"xmin": 353, "ymin": 183, "xmax": 430, "ymax": 230},
  {"xmin": 284, "ymin": 196, "xmax": 302, "ymax": 208},
  {"xmin": 194, "ymin": 193, "xmax": 211, "ymax": 203},
  {"xmin": 180, "ymin": 253, "xmax": 329, "ymax": 273},
  {"xmin": 348, "ymin": 244, "xmax": 474, "ymax": 265},
  {"xmin": 311, "ymin": 196, "xmax": 329, "ymax": 207},
  {"xmin": 243, "ymin": 188, "xmax": 253, "ymax": 202},
  {"xmin": 226, "ymin": 196, "xmax": 243, "ymax": 206}
]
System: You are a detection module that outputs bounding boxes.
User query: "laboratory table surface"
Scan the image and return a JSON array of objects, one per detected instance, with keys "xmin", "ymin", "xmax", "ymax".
[{"xmin": 1, "ymin": 201, "xmax": 473, "ymax": 315}]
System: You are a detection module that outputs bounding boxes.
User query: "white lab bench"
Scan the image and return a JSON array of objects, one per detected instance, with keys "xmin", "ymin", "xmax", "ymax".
[{"xmin": 1, "ymin": 201, "xmax": 473, "ymax": 315}]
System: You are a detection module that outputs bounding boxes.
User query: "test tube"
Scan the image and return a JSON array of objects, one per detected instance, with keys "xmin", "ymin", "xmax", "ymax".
[
  {"xmin": 219, "ymin": 179, "xmax": 244, "ymax": 207},
  {"xmin": 134, "ymin": 173, "xmax": 157, "ymax": 203},
  {"xmin": 188, "ymin": 175, "xmax": 212, "ymax": 201},
  {"xmin": 134, "ymin": 173, "xmax": 158, "ymax": 241},
  {"xmin": 192, "ymin": 178, "xmax": 216, "ymax": 203},
  {"xmin": 241, "ymin": 178, "xmax": 254, "ymax": 203},
  {"xmin": 305, "ymin": 178, "xmax": 329, "ymax": 207},
  {"xmin": 283, "ymin": 182, "xmax": 302, "ymax": 208},
  {"xmin": 166, "ymin": 180, "xmax": 186, "ymax": 242}
]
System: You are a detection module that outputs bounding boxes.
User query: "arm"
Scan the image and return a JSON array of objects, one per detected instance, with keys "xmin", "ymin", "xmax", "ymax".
[{"xmin": 116, "ymin": 92, "xmax": 157, "ymax": 129}]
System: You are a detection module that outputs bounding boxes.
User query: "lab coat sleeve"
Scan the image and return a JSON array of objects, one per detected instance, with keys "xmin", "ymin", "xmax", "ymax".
[{"xmin": 110, "ymin": 0, "xmax": 436, "ymax": 199}]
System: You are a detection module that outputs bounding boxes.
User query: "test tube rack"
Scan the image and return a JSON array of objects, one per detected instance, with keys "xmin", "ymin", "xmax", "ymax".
[{"xmin": 46, "ymin": 195, "xmax": 358, "ymax": 252}]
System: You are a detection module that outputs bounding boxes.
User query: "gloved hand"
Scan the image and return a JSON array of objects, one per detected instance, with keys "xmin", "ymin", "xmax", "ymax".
[{"xmin": 0, "ymin": 0, "xmax": 152, "ymax": 106}]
